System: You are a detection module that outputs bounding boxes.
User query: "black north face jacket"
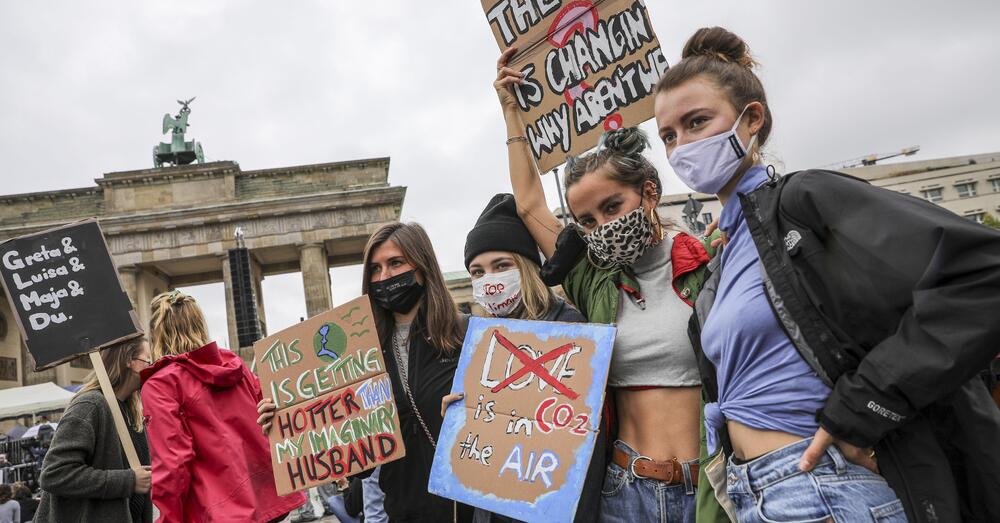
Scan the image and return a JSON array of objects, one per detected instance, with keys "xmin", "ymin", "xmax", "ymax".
[{"xmin": 690, "ymin": 169, "xmax": 1000, "ymax": 523}]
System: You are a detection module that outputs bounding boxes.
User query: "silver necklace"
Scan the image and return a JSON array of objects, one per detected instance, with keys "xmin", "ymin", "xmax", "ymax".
[{"xmin": 390, "ymin": 332, "xmax": 437, "ymax": 448}]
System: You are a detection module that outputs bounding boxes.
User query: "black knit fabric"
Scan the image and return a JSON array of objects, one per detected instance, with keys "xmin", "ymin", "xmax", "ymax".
[{"xmin": 465, "ymin": 193, "xmax": 542, "ymax": 268}]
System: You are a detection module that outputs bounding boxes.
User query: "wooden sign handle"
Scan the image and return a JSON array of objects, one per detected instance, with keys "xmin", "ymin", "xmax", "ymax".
[{"xmin": 90, "ymin": 351, "xmax": 141, "ymax": 469}]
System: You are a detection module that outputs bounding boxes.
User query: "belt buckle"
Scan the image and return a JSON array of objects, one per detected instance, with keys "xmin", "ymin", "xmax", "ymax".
[{"xmin": 628, "ymin": 454, "xmax": 653, "ymax": 479}]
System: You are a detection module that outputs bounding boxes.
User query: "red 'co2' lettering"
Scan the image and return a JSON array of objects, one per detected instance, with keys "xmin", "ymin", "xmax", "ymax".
[{"xmin": 534, "ymin": 396, "xmax": 589, "ymax": 436}]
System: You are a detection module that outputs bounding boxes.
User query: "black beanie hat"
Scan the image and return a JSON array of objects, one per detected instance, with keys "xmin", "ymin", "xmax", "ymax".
[{"xmin": 464, "ymin": 193, "xmax": 542, "ymax": 269}]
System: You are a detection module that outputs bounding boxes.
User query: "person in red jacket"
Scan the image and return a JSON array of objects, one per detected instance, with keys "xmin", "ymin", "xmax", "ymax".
[{"xmin": 141, "ymin": 290, "xmax": 305, "ymax": 522}]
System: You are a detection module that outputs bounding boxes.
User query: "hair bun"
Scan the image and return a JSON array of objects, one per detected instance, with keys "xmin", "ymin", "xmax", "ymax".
[
  {"xmin": 682, "ymin": 26, "xmax": 755, "ymax": 69},
  {"xmin": 600, "ymin": 127, "xmax": 649, "ymax": 157}
]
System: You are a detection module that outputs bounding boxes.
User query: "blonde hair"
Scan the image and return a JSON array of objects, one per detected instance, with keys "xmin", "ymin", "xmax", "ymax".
[
  {"xmin": 149, "ymin": 290, "xmax": 211, "ymax": 360},
  {"xmin": 510, "ymin": 253, "xmax": 553, "ymax": 321},
  {"xmin": 79, "ymin": 336, "xmax": 147, "ymax": 432}
]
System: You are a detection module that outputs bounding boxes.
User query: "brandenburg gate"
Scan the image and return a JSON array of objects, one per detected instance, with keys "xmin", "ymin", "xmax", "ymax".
[{"xmin": 0, "ymin": 104, "xmax": 404, "ymax": 388}]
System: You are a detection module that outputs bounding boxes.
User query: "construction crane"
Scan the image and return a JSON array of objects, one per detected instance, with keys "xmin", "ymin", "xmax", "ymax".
[{"xmin": 825, "ymin": 146, "xmax": 920, "ymax": 169}]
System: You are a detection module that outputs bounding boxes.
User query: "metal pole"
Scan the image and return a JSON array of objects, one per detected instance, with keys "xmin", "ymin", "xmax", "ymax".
[{"xmin": 552, "ymin": 168, "xmax": 569, "ymax": 225}]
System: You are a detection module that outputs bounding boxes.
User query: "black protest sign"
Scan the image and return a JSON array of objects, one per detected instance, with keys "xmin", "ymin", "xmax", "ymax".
[{"xmin": 0, "ymin": 220, "xmax": 141, "ymax": 370}]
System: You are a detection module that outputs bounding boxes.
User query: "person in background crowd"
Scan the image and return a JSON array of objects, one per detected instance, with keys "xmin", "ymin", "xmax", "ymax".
[
  {"xmin": 35, "ymin": 337, "xmax": 152, "ymax": 523},
  {"xmin": 494, "ymin": 49, "xmax": 726, "ymax": 521},
  {"xmin": 289, "ymin": 488, "xmax": 326, "ymax": 523},
  {"xmin": 361, "ymin": 466, "xmax": 387, "ymax": 523},
  {"xmin": 142, "ymin": 290, "xmax": 304, "ymax": 522},
  {"xmin": 317, "ymin": 479, "xmax": 360, "ymax": 523},
  {"xmin": 12, "ymin": 484, "xmax": 36, "ymax": 523},
  {"xmin": 258, "ymin": 222, "xmax": 473, "ymax": 522},
  {"xmin": 341, "ymin": 477, "xmax": 365, "ymax": 521},
  {"xmin": 440, "ymin": 193, "xmax": 601, "ymax": 523},
  {"xmin": 655, "ymin": 26, "xmax": 1000, "ymax": 522},
  {"xmin": 0, "ymin": 484, "xmax": 20, "ymax": 523}
]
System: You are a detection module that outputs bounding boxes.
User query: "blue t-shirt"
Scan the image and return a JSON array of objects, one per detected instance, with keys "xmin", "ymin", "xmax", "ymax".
[{"xmin": 701, "ymin": 166, "xmax": 830, "ymax": 454}]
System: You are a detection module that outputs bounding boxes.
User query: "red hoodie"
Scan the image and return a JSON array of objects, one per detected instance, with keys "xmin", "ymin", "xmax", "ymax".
[{"xmin": 140, "ymin": 342, "xmax": 305, "ymax": 522}]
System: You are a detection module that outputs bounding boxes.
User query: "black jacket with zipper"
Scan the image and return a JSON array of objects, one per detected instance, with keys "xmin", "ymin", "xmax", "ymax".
[{"xmin": 689, "ymin": 169, "xmax": 1000, "ymax": 523}]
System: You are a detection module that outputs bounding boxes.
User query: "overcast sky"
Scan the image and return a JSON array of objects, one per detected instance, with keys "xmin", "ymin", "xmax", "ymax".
[{"xmin": 2, "ymin": 1, "xmax": 998, "ymax": 345}]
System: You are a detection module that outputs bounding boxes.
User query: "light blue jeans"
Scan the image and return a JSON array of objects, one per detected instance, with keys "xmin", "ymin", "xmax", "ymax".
[
  {"xmin": 598, "ymin": 440, "xmax": 696, "ymax": 523},
  {"xmin": 726, "ymin": 438, "xmax": 908, "ymax": 522}
]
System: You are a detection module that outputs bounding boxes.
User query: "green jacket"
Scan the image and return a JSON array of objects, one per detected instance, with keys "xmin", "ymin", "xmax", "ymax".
[{"xmin": 542, "ymin": 227, "xmax": 729, "ymax": 523}]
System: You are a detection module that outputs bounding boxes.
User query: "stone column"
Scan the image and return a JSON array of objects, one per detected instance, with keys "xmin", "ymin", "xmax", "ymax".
[
  {"xmin": 219, "ymin": 254, "xmax": 241, "ymax": 352},
  {"xmin": 299, "ymin": 243, "xmax": 332, "ymax": 318},
  {"xmin": 118, "ymin": 265, "xmax": 140, "ymax": 309},
  {"xmin": 21, "ymin": 340, "xmax": 56, "ymax": 386}
]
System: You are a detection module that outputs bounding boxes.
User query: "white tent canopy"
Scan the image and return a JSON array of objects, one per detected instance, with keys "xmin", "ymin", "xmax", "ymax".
[{"xmin": 0, "ymin": 382, "xmax": 76, "ymax": 420}]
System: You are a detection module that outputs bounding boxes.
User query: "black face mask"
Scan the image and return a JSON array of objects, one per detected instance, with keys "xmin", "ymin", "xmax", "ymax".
[{"xmin": 370, "ymin": 270, "xmax": 424, "ymax": 314}]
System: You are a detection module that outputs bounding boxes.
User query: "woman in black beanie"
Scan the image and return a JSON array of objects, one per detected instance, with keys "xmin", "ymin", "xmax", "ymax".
[{"xmin": 443, "ymin": 193, "xmax": 603, "ymax": 523}]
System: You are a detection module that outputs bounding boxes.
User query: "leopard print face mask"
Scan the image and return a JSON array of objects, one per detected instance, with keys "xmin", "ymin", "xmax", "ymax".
[{"xmin": 583, "ymin": 206, "xmax": 654, "ymax": 268}]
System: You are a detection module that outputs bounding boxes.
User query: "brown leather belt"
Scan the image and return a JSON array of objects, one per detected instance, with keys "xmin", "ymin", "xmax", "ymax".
[{"xmin": 612, "ymin": 447, "xmax": 698, "ymax": 487}]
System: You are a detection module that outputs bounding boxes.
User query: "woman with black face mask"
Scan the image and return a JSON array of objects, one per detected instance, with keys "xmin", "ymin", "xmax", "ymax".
[
  {"xmin": 361, "ymin": 221, "xmax": 474, "ymax": 523},
  {"xmin": 255, "ymin": 222, "xmax": 473, "ymax": 522}
]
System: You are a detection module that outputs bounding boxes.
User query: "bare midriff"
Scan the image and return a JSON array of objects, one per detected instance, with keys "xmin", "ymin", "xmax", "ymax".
[
  {"xmin": 615, "ymin": 386, "xmax": 701, "ymax": 462},
  {"xmin": 728, "ymin": 420, "xmax": 804, "ymax": 461}
]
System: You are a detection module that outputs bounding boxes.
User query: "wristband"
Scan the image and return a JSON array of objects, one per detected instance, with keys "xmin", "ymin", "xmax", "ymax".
[{"xmin": 506, "ymin": 136, "xmax": 528, "ymax": 145}]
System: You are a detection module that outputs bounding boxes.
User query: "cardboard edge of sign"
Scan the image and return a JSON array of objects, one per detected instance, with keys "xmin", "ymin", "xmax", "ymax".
[
  {"xmin": 0, "ymin": 217, "xmax": 144, "ymax": 371},
  {"xmin": 429, "ymin": 317, "xmax": 616, "ymax": 520}
]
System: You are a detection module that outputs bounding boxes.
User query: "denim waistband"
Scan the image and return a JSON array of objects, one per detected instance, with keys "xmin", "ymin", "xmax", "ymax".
[
  {"xmin": 613, "ymin": 439, "xmax": 698, "ymax": 493},
  {"xmin": 726, "ymin": 437, "xmax": 848, "ymax": 495}
]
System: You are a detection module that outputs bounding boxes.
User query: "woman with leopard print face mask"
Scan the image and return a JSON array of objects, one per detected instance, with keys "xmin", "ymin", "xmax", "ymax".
[{"xmin": 493, "ymin": 47, "xmax": 725, "ymax": 523}]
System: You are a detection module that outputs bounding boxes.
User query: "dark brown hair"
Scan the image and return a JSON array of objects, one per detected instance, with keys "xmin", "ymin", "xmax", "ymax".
[
  {"xmin": 0, "ymin": 484, "xmax": 11, "ymax": 505},
  {"xmin": 563, "ymin": 127, "xmax": 662, "ymax": 206},
  {"xmin": 656, "ymin": 26, "xmax": 773, "ymax": 146},
  {"xmin": 361, "ymin": 222, "xmax": 464, "ymax": 355}
]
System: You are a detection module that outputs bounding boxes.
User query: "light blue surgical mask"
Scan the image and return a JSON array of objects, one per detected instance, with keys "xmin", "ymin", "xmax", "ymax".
[{"xmin": 667, "ymin": 105, "xmax": 756, "ymax": 195}]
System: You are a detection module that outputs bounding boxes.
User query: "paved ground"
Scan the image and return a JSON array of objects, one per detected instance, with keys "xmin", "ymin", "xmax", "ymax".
[{"xmin": 277, "ymin": 513, "xmax": 346, "ymax": 523}]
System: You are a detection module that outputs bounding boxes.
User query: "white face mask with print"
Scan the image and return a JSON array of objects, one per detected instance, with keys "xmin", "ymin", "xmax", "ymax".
[
  {"xmin": 472, "ymin": 269, "xmax": 522, "ymax": 317},
  {"xmin": 667, "ymin": 105, "xmax": 757, "ymax": 195}
]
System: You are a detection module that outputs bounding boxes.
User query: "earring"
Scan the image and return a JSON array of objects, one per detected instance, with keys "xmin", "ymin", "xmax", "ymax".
[{"xmin": 649, "ymin": 207, "xmax": 665, "ymax": 241}]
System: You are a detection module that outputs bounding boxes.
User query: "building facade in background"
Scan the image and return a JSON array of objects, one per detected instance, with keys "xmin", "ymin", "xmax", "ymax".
[
  {"xmin": 0, "ymin": 159, "xmax": 404, "ymax": 390},
  {"xmin": 842, "ymin": 152, "xmax": 1000, "ymax": 223}
]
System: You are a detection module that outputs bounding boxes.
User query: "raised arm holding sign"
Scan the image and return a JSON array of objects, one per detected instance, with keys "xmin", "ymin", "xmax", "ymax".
[{"xmin": 483, "ymin": 0, "xmax": 667, "ymax": 172}]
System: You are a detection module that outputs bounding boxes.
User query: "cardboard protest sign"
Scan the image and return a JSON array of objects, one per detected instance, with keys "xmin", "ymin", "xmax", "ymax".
[
  {"xmin": 253, "ymin": 295, "xmax": 405, "ymax": 495},
  {"xmin": 483, "ymin": 0, "xmax": 668, "ymax": 172},
  {"xmin": 429, "ymin": 317, "xmax": 615, "ymax": 522},
  {"xmin": 0, "ymin": 220, "xmax": 141, "ymax": 370}
]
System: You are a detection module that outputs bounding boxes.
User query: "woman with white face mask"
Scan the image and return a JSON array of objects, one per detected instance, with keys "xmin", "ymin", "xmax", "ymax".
[
  {"xmin": 465, "ymin": 193, "xmax": 584, "ymax": 324},
  {"xmin": 494, "ymin": 44, "xmax": 726, "ymax": 519},
  {"xmin": 442, "ymin": 193, "xmax": 603, "ymax": 523},
  {"xmin": 654, "ymin": 27, "xmax": 1000, "ymax": 523}
]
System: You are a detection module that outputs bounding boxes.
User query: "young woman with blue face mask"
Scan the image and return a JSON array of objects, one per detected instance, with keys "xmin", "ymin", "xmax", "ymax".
[
  {"xmin": 655, "ymin": 27, "xmax": 1000, "ymax": 523},
  {"xmin": 440, "ymin": 193, "xmax": 604, "ymax": 523},
  {"xmin": 495, "ymin": 49, "xmax": 727, "ymax": 522}
]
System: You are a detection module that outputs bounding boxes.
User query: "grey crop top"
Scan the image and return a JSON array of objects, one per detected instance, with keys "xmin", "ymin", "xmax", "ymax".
[{"xmin": 607, "ymin": 237, "xmax": 702, "ymax": 388}]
